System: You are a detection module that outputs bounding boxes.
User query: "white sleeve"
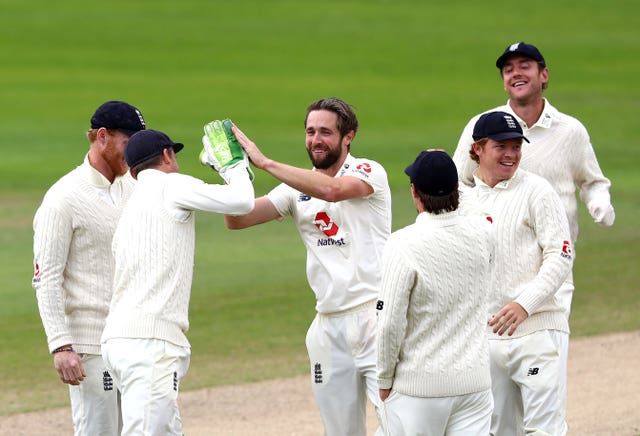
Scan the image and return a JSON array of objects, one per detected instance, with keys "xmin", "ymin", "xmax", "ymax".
[
  {"xmin": 32, "ymin": 202, "xmax": 74, "ymax": 352},
  {"xmin": 572, "ymin": 126, "xmax": 615, "ymax": 226},
  {"xmin": 165, "ymin": 166, "xmax": 255, "ymax": 216},
  {"xmin": 514, "ymin": 183, "xmax": 574, "ymax": 314},
  {"xmin": 345, "ymin": 159, "xmax": 389, "ymax": 195},
  {"xmin": 376, "ymin": 236, "xmax": 414, "ymax": 390},
  {"xmin": 266, "ymin": 182, "xmax": 297, "ymax": 219}
]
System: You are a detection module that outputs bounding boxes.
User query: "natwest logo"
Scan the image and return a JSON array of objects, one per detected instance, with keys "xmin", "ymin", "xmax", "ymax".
[
  {"xmin": 314, "ymin": 212, "xmax": 339, "ymax": 237},
  {"xmin": 356, "ymin": 162, "xmax": 371, "ymax": 173}
]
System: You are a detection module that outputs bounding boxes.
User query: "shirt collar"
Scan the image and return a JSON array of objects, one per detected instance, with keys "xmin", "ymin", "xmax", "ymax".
[
  {"xmin": 83, "ymin": 154, "xmax": 131, "ymax": 187},
  {"xmin": 505, "ymin": 97, "xmax": 556, "ymax": 130},
  {"xmin": 83, "ymin": 154, "xmax": 113, "ymax": 188},
  {"xmin": 415, "ymin": 210, "xmax": 460, "ymax": 227},
  {"xmin": 472, "ymin": 168, "xmax": 521, "ymax": 190}
]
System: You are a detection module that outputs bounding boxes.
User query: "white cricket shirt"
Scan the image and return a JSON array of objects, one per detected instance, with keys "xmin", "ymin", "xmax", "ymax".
[{"xmin": 267, "ymin": 153, "xmax": 391, "ymax": 313}]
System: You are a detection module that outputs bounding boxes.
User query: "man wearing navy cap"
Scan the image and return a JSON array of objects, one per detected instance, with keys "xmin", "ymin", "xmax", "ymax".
[
  {"xmin": 33, "ymin": 100, "xmax": 145, "ymax": 435},
  {"xmin": 376, "ymin": 150, "xmax": 495, "ymax": 435},
  {"xmin": 101, "ymin": 129, "xmax": 254, "ymax": 435},
  {"xmin": 463, "ymin": 111, "xmax": 573, "ymax": 435}
]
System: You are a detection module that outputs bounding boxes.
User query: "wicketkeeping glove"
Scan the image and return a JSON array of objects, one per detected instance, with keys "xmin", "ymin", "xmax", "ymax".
[{"xmin": 199, "ymin": 119, "xmax": 254, "ymax": 182}]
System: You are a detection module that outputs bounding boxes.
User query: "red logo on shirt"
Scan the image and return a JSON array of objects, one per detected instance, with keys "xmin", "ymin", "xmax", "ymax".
[
  {"xmin": 561, "ymin": 240, "xmax": 573, "ymax": 259},
  {"xmin": 34, "ymin": 261, "xmax": 40, "ymax": 278},
  {"xmin": 486, "ymin": 216, "xmax": 493, "ymax": 223},
  {"xmin": 356, "ymin": 163, "xmax": 371, "ymax": 173},
  {"xmin": 314, "ymin": 212, "xmax": 339, "ymax": 237}
]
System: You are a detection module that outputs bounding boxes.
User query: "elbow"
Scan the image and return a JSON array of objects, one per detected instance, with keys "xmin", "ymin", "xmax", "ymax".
[
  {"xmin": 224, "ymin": 219, "xmax": 243, "ymax": 230},
  {"xmin": 235, "ymin": 197, "xmax": 255, "ymax": 215},
  {"xmin": 318, "ymin": 186, "xmax": 343, "ymax": 203}
]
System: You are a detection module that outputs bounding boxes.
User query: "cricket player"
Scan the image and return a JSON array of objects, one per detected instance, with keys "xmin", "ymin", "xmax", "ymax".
[
  {"xmin": 376, "ymin": 150, "xmax": 495, "ymax": 435},
  {"xmin": 224, "ymin": 97, "xmax": 391, "ymax": 436},
  {"xmin": 463, "ymin": 111, "xmax": 574, "ymax": 435},
  {"xmin": 32, "ymin": 100, "xmax": 146, "ymax": 435},
  {"xmin": 101, "ymin": 128, "xmax": 254, "ymax": 435}
]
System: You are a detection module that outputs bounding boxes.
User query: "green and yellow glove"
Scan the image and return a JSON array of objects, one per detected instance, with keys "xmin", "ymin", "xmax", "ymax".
[{"xmin": 199, "ymin": 119, "xmax": 254, "ymax": 182}]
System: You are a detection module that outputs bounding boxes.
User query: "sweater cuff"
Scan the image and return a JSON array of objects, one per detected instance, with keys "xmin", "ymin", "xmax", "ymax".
[{"xmin": 378, "ymin": 377, "xmax": 393, "ymax": 390}]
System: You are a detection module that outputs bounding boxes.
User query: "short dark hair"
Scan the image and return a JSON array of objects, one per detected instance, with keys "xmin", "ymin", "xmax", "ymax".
[
  {"xmin": 415, "ymin": 188, "xmax": 459, "ymax": 214},
  {"xmin": 130, "ymin": 152, "xmax": 166, "ymax": 178},
  {"xmin": 305, "ymin": 97, "xmax": 358, "ymax": 137}
]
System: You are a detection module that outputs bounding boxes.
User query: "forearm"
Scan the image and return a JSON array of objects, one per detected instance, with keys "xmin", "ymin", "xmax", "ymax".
[
  {"xmin": 171, "ymin": 168, "xmax": 255, "ymax": 215},
  {"xmin": 261, "ymin": 159, "xmax": 342, "ymax": 201}
]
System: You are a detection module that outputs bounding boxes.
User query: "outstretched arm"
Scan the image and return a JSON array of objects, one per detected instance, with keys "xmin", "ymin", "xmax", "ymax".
[
  {"xmin": 232, "ymin": 125, "xmax": 373, "ymax": 202},
  {"xmin": 224, "ymin": 196, "xmax": 280, "ymax": 229}
]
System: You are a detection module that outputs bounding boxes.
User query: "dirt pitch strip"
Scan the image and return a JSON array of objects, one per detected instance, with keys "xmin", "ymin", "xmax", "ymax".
[{"xmin": 1, "ymin": 330, "xmax": 638, "ymax": 435}]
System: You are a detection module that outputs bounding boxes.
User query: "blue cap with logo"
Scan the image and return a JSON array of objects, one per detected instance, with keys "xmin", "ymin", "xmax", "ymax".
[
  {"xmin": 496, "ymin": 42, "xmax": 546, "ymax": 69},
  {"xmin": 90, "ymin": 100, "xmax": 146, "ymax": 137},
  {"xmin": 473, "ymin": 111, "xmax": 530, "ymax": 143}
]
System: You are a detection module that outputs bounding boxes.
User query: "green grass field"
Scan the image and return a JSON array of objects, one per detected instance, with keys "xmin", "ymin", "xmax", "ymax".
[{"xmin": 1, "ymin": 0, "xmax": 638, "ymax": 415}]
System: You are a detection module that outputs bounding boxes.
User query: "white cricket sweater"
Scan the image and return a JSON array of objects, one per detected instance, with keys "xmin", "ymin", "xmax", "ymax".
[
  {"xmin": 463, "ymin": 169, "xmax": 574, "ymax": 339},
  {"xmin": 32, "ymin": 156, "xmax": 135, "ymax": 354},
  {"xmin": 101, "ymin": 166, "xmax": 254, "ymax": 347},
  {"xmin": 377, "ymin": 211, "xmax": 494, "ymax": 398},
  {"xmin": 453, "ymin": 98, "xmax": 614, "ymax": 243}
]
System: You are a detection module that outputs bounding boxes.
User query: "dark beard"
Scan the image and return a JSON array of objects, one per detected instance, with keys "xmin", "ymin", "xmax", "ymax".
[{"xmin": 307, "ymin": 145, "xmax": 342, "ymax": 170}]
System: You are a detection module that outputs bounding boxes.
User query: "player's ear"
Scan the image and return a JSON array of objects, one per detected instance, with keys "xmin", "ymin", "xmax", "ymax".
[
  {"xmin": 97, "ymin": 127, "xmax": 109, "ymax": 146},
  {"xmin": 161, "ymin": 147, "xmax": 173, "ymax": 164},
  {"xmin": 344, "ymin": 130, "xmax": 355, "ymax": 145}
]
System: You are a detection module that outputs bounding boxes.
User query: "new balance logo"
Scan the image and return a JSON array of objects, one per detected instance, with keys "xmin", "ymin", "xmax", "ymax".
[
  {"xmin": 298, "ymin": 193, "xmax": 311, "ymax": 202},
  {"xmin": 314, "ymin": 363, "xmax": 323, "ymax": 384},
  {"xmin": 527, "ymin": 367, "xmax": 539, "ymax": 376},
  {"xmin": 103, "ymin": 371, "xmax": 113, "ymax": 391}
]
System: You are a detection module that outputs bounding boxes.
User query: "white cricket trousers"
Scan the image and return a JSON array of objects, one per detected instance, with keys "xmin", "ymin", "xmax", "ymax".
[
  {"xmin": 102, "ymin": 338, "xmax": 191, "ymax": 436},
  {"xmin": 68, "ymin": 354, "xmax": 121, "ymax": 436},
  {"xmin": 489, "ymin": 329, "xmax": 568, "ymax": 436},
  {"xmin": 306, "ymin": 300, "xmax": 384, "ymax": 436},
  {"xmin": 381, "ymin": 389, "xmax": 493, "ymax": 436}
]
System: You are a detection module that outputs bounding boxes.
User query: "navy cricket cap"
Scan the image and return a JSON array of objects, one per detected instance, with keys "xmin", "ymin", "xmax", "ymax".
[
  {"xmin": 125, "ymin": 129, "xmax": 184, "ymax": 168},
  {"xmin": 496, "ymin": 42, "xmax": 546, "ymax": 69},
  {"xmin": 472, "ymin": 111, "xmax": 530, "ymax": 143},
  {"xmin": 405, "ymin": 150, "xmax": 458, "ymax": 196},
  {"xmin": 90, "ymin": 100, "xmax": 146, "ymax": 137}
]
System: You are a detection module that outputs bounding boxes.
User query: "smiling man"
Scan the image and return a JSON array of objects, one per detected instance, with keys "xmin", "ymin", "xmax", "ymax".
[
  {"xmin": 462, "ymin": 111, "xmax": 574, "ymax": 435},
  {"xmin": 224, "ymin": 97, "xmax": 391, "ymax": 436}
]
